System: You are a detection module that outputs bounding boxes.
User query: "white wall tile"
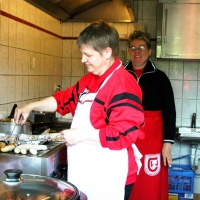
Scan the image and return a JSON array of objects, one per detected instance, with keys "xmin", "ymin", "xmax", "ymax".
[
  {"xmin": 171, "ymin": 80, "xmax": 183, "ymax": 99},
  {"xmin": 175, "ymin": 98, "xmax": 182, "ymax": 118},
  {"xmin": 183, "ymin": 81, "xmax": 197, "ymax": 99},
  {"xmin": 169, "ymin": 61, "xmax": 184, "ymax": 80},
  {"xmin": 184, "ymin": 61, "xmax": 198, "ymax": 80}
]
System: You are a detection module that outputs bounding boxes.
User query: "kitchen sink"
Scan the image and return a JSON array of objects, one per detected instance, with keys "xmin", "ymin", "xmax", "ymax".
[{"xmin": 177, "ymin": 127, "xmax": 200, "ymax": 143}]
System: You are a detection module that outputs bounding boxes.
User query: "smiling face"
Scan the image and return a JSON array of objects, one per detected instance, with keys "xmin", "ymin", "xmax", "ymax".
[
  {"xmin": 128, "ymin": 39, "xmax": 152, "ymax": 69},
  {"xmin": 80, "ymin": 44, "xmax": 113, "ymax": 76}
]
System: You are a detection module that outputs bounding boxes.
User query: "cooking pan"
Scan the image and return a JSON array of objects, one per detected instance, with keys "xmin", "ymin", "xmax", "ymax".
[
  {"xmin": 0, "ymin": 169, "xmax": 87, "ymax": 200},
  {"xmin": 0, "ymin": 121, "xmax": 32, "ymax": 135},
  {"xmin": 0, "ymin": 104, "xmax": 32, "ymax": 135}
]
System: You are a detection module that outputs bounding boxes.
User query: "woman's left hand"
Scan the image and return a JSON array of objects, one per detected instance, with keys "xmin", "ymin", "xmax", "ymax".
[
  {"xmin": 60, "ymin": 128, "xmax": 100, "ymax": 146},
  {"xmin": 162, "ymin": 143, "xmax": 172, "ymax": 167},
  {"xmin": 60, "ymin": 128, "xmax": 85, "ymax": 145}
]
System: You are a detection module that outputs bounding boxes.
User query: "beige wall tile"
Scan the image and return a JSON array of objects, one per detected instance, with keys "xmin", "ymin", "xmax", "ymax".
[
  {"xmin": 34, "ymin": 76, "xmax": 40, "ymax": 98},
  {"xmin": 39, "ymin": 76, "xmax": 46, "ymax": 98},
  {"xmin": 63, "ymin": 40, "xmax": 72, "ymax": 58},
  {"xmin": 16, "ymin": 0, "xmax": 24, "ymax": 19},
  {"xmin": 62, "ymin": 77, "xmax": 71, "ymax": 89},
  {"xmin": 63, "ymin": 22, "xmax": 73, "ymax": 37},
  {"xmin": 0, "ymin": 16, "xmax": 9, "ymax": 46},
  {"xmin": 0, "ymin": 76, "xmax": 8, "ymax": 104},
  {"xmin": 72, "ymin": 40, "xmax": 81, "ymax": 59},
  {"xmin": 0, "ymin": 45, "xmax": 8, "ymax": 74},
  {"xmin": 16, "ymin": 76, "xmax": 23, "ymax": 102},
  {"xmin": 0, "ymin": 104, "xmax": 8, "ymax": 119},
  {"xmin": 44, "ymin": 55, "xmax": 50, "ymax": 76},
  {"xmin": 71, "ymin": 59, "xmax": 85, "ymax": 77},
  {"xmin": 72, "ymin": 22, "xmax": 87, "ymax": 37},
  {"xmin": 22, "ymin": 75, "xmax": 28, "ymax": 100},
  {"xmin": 8, "ymin": 47, "xmax": 16, "ymax": 75},
  {"xmin": 15, "ymin": 49, "xmax": 23, "ymax": 75},
  {"xmin": 7, "ymin": 75, "xmax": 16, "ymax": 102},
  {"xmin": 8, "ymin": 19, "xmax": 17, "ymax": 47},
  {"xmin": 53, "ymin": 57, "xmax": 62, "ymax": 76},
  {"xmin": 23, "ymin": 1, "xmax": 30, "ymax": 22},
  {"xmin": 8, "ymin": 0, "xmax": 17, "ymax": 16},
  {"xmin": 71, "ymin": 76, "xmax": 81, "ymax": 86},
  {"xmin": 29, "ymin": 27, "xmax": 35, "ymax": 52},
  {"xmin": 28, "ymin": 76, "xmax": 34, "ymax": 99},
  {"xmin": 22, "ymin": 50, "xmax": 30, "ymax": 75},
  {"xmin": 16, "ymin": 22, "xmax": 23, "ymax": 49},
  {"xmin": 34, "ymin": 53, "xmax": 41, "ymax": 76},
  {"xmin": 62, "ymin": 58, "xmax": 72, "ymax": 76},
  {"xmin": 1, "ymin": 0, "xmax": 9, "ymax": 12},
  {"xmin": 22, "ymin": 25, "xmax": 30, "ymax": 50},
  {"xmin": 34, "ymin": 30, "xmax": 41, "ymax": 53}
]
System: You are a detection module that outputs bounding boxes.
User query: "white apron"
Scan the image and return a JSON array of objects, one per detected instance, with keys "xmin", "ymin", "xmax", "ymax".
[{"xmin": 68, "ymin": 64, "xmax": 142, "ymax": 200}]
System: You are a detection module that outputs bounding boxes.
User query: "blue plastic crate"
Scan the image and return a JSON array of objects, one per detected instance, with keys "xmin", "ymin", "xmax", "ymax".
[{"xmin": 168, "ymin": 155, "xmax": 194, "ymax": 194}]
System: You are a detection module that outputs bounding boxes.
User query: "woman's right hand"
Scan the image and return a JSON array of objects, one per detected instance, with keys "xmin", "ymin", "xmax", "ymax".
[{"xmin": 14, "ymin": 104, "xmax": 33, "ymax": 125}]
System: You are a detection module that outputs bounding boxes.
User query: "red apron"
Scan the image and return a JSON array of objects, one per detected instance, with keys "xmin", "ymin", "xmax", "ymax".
[{"xmin": 129, "ymin": 111, "xmax": 168, "ymax": 200}]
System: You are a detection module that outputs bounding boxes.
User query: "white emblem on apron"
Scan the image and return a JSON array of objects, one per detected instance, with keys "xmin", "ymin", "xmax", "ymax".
[{"xmin": 144, "ymin": 153, "xmax": 161, "ymax": 176}]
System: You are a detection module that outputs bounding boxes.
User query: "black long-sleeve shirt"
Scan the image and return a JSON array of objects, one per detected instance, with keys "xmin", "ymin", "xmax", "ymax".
[{"xmin": 124, "ymin": 59, "xmax": 176, "ymax": 143}]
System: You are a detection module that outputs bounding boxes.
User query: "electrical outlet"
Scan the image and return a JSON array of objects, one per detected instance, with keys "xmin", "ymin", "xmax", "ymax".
[{"xmin": 30, "ymin": 57, "xmax": 35, "ymax": 69}]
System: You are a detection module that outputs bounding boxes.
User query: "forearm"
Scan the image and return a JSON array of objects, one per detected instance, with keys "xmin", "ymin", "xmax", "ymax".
[
  {"xmin": 30, "ymin": 97, "xmax": 57, "ymax": 112},
  {"xmin": 14, "ymin": 97, "xmax": 57, "ymax": 124}
]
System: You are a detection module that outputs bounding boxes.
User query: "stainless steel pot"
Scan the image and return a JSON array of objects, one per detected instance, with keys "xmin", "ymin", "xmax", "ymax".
[
  {"xmin": 0, "ymin": 121, "xmax": 32, "ymax": 135},
  {"xmin": 0, "ymin": 169, "xmax": 87, "ymax": 200}
]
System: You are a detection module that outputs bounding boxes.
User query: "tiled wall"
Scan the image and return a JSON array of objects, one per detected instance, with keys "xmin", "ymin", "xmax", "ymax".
[
  {"xmin": 0, "ymin": 0, "xmax": 62, "ymax": 117},
  {"xmin": 1, "ymin": 0, "xmax": 200, "ymax": 173}
]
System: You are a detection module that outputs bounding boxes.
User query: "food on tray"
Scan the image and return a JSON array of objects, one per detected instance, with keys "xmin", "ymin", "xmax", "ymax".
[
  {"xmin": 0, "ymin": 141, "xmax": 6, "ymax": 148},
  {"xmin": 14, "ymin": 144, "xmax": 48, "ymax": 155},
  {"xmin": 0, "ymin": 143, "xmax": 16, "ymax": 152}
]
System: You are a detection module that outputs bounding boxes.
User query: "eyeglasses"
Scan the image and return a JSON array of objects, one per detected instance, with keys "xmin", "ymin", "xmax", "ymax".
[{"xmin": 129, "ymin": 45, "xmax": 146, "ymax": 52}]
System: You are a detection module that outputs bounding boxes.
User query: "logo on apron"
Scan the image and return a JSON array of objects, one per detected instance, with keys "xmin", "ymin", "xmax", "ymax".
[{"xmin": 144, "ymin": 153, "xmax": 160, "ymax": 176}]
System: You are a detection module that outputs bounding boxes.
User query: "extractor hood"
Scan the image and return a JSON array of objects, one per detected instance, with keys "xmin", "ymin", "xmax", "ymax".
[{"xmin": 24, "ymin": 0, "xmax": 138, "ymax": 22}]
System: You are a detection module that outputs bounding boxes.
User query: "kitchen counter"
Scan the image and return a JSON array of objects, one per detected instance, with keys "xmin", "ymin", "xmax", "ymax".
[{"xmin": 0, "ymin": 141, "xmax": 67, "ymax": 176}]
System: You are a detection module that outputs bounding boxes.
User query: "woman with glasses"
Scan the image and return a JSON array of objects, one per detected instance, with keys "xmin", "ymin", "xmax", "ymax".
[
  {"xmin": 124, "ymin": 31, "xmax": 176, "ymax": 200},
  {"xmin": 14, "ymin": 21, "xmax": 145, "ymax": 200}
]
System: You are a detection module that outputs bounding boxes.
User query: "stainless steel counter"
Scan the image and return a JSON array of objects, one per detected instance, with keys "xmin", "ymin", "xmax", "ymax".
[{"xmin": 0, "ymin": 142, "xmax": 67, "ymax": 177}]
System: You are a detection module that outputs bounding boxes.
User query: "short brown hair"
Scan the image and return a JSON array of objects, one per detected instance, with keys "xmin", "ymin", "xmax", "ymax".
[{"xmin": 77, "ymin": 20, "xmax": 119, "ymax": 57}]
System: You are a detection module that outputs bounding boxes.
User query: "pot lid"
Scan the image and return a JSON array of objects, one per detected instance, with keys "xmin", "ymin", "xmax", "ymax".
[{"xmin": 0, "ymin": 169, "xmax": 79, "ymax": 200}]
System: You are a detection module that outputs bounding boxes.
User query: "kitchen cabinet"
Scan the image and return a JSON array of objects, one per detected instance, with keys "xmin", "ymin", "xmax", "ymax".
[{"xmin": 156, "ymin": 2, "xmax": 200, "ymax": 59}]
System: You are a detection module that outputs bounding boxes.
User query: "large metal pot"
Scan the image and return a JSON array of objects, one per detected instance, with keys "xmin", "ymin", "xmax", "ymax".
[
  {"xmin": 0, "ymin": 121, "xmax": 32, "ymax": 135},
  {"xmin": 0, "ymin": 169, "xmax": 87, "ymax": 200}
]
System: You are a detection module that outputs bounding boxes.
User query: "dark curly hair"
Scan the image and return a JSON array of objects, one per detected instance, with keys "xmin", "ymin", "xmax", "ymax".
[{"xmin": 128, "ymin": 31, "xmax": 151, "ymax": 49}]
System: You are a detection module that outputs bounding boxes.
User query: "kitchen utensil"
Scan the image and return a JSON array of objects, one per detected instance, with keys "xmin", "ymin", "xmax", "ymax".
[
  {"xmin": 7, "ymin": 104, "xmax": 17, "ymax": 119},
  {"xmin": 0, "ymin": 121, "xmax": 31, "ymax": 135},
  {"xmin": 8, "ymin": 123, "xmax": 21, "ymax": 143},
  {"xmin": 0, "ymin": 169, "xmax": 87, "ymax": 200}
]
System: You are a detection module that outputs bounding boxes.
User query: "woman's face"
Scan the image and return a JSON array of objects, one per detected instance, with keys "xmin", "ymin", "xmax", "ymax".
[
  {"xmin": 79, "ymin": 44, "xmax": 110, "ymax": 76},
  {"xmin": 128, "ymin": 39, "xmax": 152, "ymax": 69}
]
